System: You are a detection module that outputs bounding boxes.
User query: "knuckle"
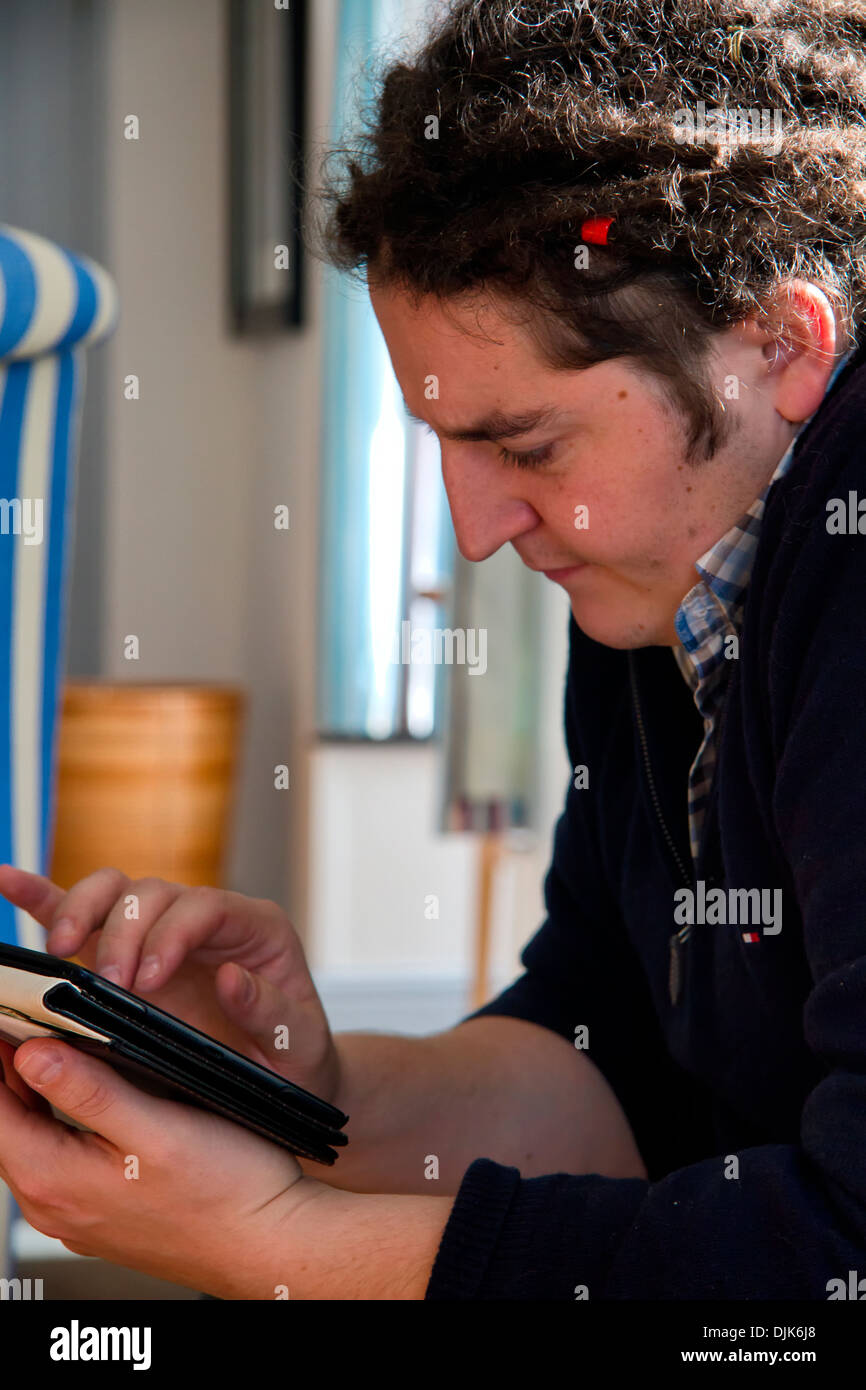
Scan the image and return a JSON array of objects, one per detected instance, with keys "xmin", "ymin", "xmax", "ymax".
[
  {"xmin": 100, "ymin": 879, "xmax": 173, "ymax": 941},
  {"xmin": 259, "ymin": 898, "xmax": 293, "ymax": 934},
  {"xmin": 55, "ymin": 867, "xmax": 128, "ymax": 919},
  {"xmin": 17, "ymin": 1202, "xmax": 69, "ymax": 1242},
  {"xmin": 64, "ymin": 1078, "xmax": 115, "ymax": 1124},
  {"xmin": 128, "ymin": 876, "xmax": 171, "ymax": 898},
  {"xmin": 248, "ymin": 895, "xmax": 293, "ymax": 937},
  {"xmin": 14, "ymin": 1168, "xmax": 71, "ymax": 1217},
  {"xmin": 183, "ymin": 884, "xmax": 225, "ymax": 916},
  {"xmin": 92, "ymin": 866, "xmax": 130, "ymax": 891},
  {"xmin": 104, "ymin": 893, "xmax": 145, "ymax": 926},
  {"xmin": 15, "ymin": 1171, "xmax": 52, "ymax": 1207}
]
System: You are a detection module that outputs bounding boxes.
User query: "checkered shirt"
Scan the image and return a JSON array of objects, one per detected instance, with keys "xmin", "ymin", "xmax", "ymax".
[{"xmin": 673, "ymin": 350, "xmax": 855, "ymax": 865}]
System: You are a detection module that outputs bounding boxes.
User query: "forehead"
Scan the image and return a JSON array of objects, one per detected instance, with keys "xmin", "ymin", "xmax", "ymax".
[
  {"xmin": 369, "ymin": 279, "xmax": 534, "ymax": 362},
  {"xmin": 368, "ymin": 278, "xmax": 654, "ymax": 419}
]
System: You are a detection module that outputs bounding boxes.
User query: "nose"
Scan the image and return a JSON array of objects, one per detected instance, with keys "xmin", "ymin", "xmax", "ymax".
[{"xmin": 441, "ymin": 446, "xmax": 540, "ymax": 563}]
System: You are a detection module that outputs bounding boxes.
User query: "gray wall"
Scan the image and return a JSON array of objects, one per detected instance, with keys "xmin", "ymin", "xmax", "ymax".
[{"xmin": 0, "ymin": 0, "xmax": 110, "ymax": 675}]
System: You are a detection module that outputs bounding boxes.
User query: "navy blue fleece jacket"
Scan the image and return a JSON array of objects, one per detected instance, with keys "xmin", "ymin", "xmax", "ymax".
[{"xmin": 425, "ymin": 340, "xmax": 866, "ymax": 1300}]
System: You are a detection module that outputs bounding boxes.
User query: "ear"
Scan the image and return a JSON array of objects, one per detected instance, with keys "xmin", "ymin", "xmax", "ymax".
[{"xmin": 759, "ymin": 279, "xmax": 840, "ymax": 424}]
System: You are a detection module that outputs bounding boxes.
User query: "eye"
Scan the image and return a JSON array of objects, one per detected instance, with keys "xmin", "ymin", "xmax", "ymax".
[{"xmin": 497, "ymin": 443, "xmax": 554, "ymax": 470}]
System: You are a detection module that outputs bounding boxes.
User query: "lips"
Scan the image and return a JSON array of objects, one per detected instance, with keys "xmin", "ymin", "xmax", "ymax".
[
  {"xmin": 515, "ymin": 550, "xmax": 589, "ymax": 581},
  {"xmin": 541, "ymin": 563, "xmax": 587, "ymax": 582}
]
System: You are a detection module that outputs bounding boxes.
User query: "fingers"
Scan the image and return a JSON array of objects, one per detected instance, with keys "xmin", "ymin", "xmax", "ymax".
[
  {"xmin": 42, "ymin": 866, "xmax": 133, "ymax": 957},
  {"xmin": 0, "ymin": 865, "xmax": 190, "ymax": 990},
  {"xmin": 90, "ymin": 878, "xmax": 184, "ymax": 989},
  {"xmin": 0, "ymin": 863, "xmax": 66, "ymax": 933},
  {"xmin": 0, "ymin": 867, "xmax": 307, "ymax": 1037},
  {"xmin": 0, "ymin": 864, "xmax": 133, "ymax": 958},
  {"xmin": 126, "ymin": 888, "xmax": 295, "ymax": 994}
]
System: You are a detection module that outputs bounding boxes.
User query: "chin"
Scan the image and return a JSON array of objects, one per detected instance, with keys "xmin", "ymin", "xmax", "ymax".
[{"xmin": 568, "ymin": 596, "xmax": 664, "ymax": 650}]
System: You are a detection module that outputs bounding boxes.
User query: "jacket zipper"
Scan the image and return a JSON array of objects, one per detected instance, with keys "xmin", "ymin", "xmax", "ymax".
[{"xmin": 628, "ymin": 655, "xmax": 692, "ymax": 1006}]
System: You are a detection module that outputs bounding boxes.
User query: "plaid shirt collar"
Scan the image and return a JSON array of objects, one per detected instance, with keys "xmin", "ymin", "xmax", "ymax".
[
  {"xmin": 674, "ymin": 348, "xmax": 856, "ymax": 697},
  {"xmin": 671, "ymin": 347, "xmax": 856, "ymax": 868}
]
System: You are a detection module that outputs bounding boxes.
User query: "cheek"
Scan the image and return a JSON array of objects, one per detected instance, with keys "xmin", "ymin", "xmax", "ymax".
[
  {"xmin": 538, "ymin": 406, "xmax": 700, "ymax": 555},
  {"xmin": 535, "ymin": 448, "xmax": 623, "ymax": 532},
  {"xmin": 558, "ymin": 492, "xmax": 702, "ymax": 585},
  {"xmin": 539, "ymin": 463, "xmax": 676, "ymax": 558}
]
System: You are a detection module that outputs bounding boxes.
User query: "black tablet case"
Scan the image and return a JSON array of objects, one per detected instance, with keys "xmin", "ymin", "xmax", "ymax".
[{"xmin": 0, "ymin": 941, "xmax": 349, "ymax": 1165}]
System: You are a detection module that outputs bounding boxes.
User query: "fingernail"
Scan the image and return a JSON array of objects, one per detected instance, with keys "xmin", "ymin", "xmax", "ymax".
[
  {"xmin": 17, "ymin": 1045, "xmax": 63, "ymax": 1086},
  {"xmin": 100, "ymin": 965, "xmax": 121, "ymax": 984},
  {"xmin": 135, "ymin": 956, "xmax": 160, "ymax": 987}
]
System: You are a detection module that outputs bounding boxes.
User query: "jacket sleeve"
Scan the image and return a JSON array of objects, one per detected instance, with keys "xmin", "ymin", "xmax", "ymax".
[{"xmin": 426, "ymin": 507, "xmax": 866, "ymax": 1299}]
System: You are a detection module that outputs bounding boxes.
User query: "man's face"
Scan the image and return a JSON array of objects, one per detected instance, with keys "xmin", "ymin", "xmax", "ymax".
[{"xmin": 370, "ymin": 282, "xmax": 799, "ymax": 648}]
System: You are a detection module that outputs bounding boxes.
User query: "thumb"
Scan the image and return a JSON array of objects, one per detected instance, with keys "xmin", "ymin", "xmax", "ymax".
[
  {"xmin": 215, "ymin": 962, "xmax": 325, "ymax": 1081},
  {"xmin": 13, "ymin": 1038, "xmax": 168, "ymax": 1150}
]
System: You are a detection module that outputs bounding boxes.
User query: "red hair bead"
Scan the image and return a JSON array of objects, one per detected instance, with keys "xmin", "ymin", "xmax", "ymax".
[{"xmin": 581, "ymin": 216, "xmax": 615, "ymax": 245}]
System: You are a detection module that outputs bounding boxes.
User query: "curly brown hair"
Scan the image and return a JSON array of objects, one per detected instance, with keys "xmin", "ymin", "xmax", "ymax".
[{"xmin": 319, "ymin": 0, "xmax": 866, "ymax": 460}]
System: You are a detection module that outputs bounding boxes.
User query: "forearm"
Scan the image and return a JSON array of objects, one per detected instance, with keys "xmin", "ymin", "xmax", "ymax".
[{"xmin": 300, "ymin": 1014, "xmax": 647, "ymax": 1193}]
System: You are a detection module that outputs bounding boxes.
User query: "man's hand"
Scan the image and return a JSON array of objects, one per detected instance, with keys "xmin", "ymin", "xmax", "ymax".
[
  {"xmin": 0, "ymin": 1037, "xmax": 451, "ymax": 1299},
  {"xmin": 0, "ymin": 1036, "xmax": 311, "ymax": 1296},
  {"xmin": 0, "ymin": 864, "xmax": 340, "ymax": 1103}
]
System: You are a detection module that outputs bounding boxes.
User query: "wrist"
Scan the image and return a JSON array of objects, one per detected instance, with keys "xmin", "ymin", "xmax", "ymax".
[
  {"xmin": 220, "ymin": 1175, "xmax": 330, "ymax": 1300},
  {"xmin": 273, "ymin": 1183, "xmax": 454, "ymax": 1300}
]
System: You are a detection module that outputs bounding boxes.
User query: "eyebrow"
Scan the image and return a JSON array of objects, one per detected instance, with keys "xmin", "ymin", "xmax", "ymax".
[{"xmin": 402, "ymin": 399, "xmax": 564, "ymax": 442}]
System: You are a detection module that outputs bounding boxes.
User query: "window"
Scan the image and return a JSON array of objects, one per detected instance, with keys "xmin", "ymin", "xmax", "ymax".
[{"xmin": 316, "ymin": 289, "xmax": 454, "ymax": 739}]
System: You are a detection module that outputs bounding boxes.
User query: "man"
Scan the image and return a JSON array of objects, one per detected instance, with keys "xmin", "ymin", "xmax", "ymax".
[{"xmin": 0, "ymin": 0, "xmax": 864, "ymax": 1299}]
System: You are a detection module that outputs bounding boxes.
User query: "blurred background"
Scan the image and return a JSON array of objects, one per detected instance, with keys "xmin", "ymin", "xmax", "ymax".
[{"xmin": 0, "ymin": 0, "xmax": 572, "ymax": 1296}]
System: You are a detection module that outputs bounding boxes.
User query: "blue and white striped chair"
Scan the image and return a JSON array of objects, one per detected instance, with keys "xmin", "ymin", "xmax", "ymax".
[
  {"xmin": 0, "ymin": 224, "xmax": 118, "ymax": 1277},
  {"xmin": 0, "ymin": 224, "xmax": 117, "ymax": 947}
]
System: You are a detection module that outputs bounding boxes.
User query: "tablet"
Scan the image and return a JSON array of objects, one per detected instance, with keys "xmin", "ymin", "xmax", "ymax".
[{"xmin": 0, "ymin": 941, "xmax": 349, "ymax": 1165}]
